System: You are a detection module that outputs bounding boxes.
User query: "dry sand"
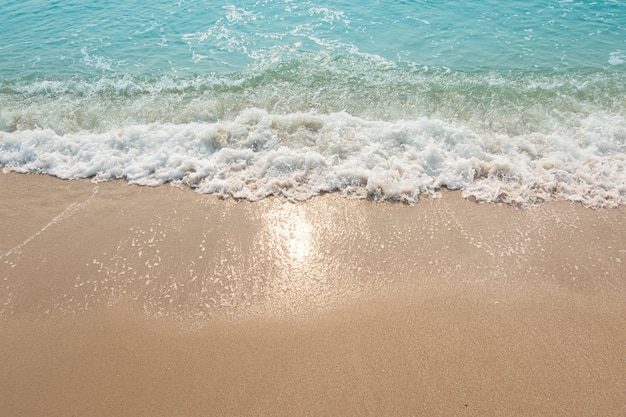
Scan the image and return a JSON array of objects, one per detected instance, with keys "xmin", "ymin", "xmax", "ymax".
[{"xmin": 0, "ymin": 172, "xmax": 625, "ymax": 416}]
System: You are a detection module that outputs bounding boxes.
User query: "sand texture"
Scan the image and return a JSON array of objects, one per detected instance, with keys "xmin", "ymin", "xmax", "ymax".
[{"xmin": 1, "ymin": 172, "xmax": 625, "ymax": 416}]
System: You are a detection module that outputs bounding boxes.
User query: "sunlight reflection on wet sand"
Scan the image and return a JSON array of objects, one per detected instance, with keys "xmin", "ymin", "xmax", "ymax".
[{"xmin": 255, "ymin": 201, "xmax": 341, "ymax": 317}]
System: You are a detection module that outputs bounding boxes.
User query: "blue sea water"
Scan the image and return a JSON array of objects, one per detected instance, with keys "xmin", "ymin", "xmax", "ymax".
[{"xmin": 1, "ymin": 0, "xmax": 625, "ymax": 206}]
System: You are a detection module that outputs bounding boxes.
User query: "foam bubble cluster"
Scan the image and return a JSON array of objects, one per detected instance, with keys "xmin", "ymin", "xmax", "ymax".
[{"xmin": 2, "ymin": 94, "xmax": 625, "ymax": 207}]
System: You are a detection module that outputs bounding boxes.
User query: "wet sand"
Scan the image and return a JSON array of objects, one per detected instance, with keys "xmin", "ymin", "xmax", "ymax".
[{"xmin": 1, "ymin": 172, "xmax": 625, "ymax": 416}]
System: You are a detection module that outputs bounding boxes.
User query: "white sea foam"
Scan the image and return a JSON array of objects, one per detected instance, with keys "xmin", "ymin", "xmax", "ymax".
[
  {"xmin": 1, "ymin": 108, "xmax": 625, "ymax": 207},
  {"xmin": 608, "ymin": 51, "xmax": 625, "ymax": 66}
]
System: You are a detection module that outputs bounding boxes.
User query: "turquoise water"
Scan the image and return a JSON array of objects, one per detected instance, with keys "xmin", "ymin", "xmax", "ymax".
[
  {"xmin": 1, "ymin": 1, "xmax": 625, "ymax": 206},
  {"xmin": 2, "ymin": 0, "xmax": 624, "ymax": 76}
]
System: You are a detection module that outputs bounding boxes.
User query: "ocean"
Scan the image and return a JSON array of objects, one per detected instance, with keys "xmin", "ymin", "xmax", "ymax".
[{"xmin": 1, "ymin": 0, "xmax": 625, "ymax": 207}]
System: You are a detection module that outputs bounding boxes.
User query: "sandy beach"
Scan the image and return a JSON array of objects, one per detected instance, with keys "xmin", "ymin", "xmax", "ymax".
[{"xmin": 0, "ymin": 172, "xmax": 625, "ymax": 416}]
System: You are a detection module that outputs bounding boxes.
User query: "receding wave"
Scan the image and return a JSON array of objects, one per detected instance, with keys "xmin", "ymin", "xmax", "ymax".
[{"xmin": 1, "ymin": 63, "xmax": 625, "ymax": 207}]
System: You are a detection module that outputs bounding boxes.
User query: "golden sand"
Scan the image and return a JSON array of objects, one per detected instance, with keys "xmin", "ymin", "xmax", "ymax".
[{"xmin": 1, "ymin": 172, "xmax": 625, "ymax": 416}]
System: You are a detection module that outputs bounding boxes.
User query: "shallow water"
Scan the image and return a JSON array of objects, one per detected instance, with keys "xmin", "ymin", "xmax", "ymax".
[{"xmin": 1, "ymin": 0, "xmax": 625, "ymax": 206}]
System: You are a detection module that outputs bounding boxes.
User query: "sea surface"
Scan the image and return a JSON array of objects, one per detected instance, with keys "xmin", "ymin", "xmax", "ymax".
[{"xmin": 1, "ymin": 0, "xmax": 625, "ymax": 206}]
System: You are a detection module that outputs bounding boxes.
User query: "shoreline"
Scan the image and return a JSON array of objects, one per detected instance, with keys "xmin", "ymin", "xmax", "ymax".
[{"xmin": 1, "ymin": 172, "xmax": 625, "ymax": 416}]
